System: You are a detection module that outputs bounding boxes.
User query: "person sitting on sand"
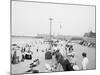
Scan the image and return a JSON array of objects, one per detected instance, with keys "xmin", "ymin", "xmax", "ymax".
[
  {"xmin": 70, "ymin": 55, "xmax": 79, "ymax": 71},
  {"xmin": 67, "ymin": 47, "xmax": 75, "ymax": 57}
]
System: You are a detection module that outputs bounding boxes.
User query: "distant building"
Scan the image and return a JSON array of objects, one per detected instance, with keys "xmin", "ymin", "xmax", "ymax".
[{"xmin": 84, "ymin": 31, "xmax": 96, "ymax": 38}]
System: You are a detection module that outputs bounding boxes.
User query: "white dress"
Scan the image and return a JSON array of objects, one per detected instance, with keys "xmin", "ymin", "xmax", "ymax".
[{"xmin": 82, "ymin": 57, "xmax": 89, "ymax": 70}]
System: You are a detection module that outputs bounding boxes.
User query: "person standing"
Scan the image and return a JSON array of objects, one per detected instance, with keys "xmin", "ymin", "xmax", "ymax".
[{"xmin": 82, "ymin": 52, "xmax": 89, "ymax": 70}]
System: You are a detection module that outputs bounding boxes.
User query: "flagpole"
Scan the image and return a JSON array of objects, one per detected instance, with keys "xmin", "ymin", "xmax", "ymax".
[
  {"xmin": 60, "ymin": 24, "xmax": 62, "ymax": 35},
  {"xmin": 49, "ymin": 18, "xmax": 53, "ymax": 50}
]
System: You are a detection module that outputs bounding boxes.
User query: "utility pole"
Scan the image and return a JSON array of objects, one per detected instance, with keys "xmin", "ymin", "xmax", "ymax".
[{"xmin": 49, "ymin": 18, "xmax": 53, "ymax": 50}]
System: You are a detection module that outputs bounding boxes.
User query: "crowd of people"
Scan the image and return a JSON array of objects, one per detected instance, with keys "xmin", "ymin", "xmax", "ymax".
[{"xmin": 11, "ymin": 38, "xmax": 89, "ymax": 74}]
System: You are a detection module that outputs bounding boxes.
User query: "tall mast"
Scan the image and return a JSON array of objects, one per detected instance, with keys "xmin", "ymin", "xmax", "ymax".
[{"xmin": 49, "ymin": 18, "xmax": 53, "ymax": 50}]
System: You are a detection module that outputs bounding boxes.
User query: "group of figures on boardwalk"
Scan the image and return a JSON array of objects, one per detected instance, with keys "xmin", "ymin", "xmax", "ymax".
[{"xmin": 11, "ymin": 38, "xmax": 89, "ymax": 74}]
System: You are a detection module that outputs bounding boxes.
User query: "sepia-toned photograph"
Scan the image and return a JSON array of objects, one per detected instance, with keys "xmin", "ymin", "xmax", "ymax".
[{"xmin": 11, "ymin": 0, "xmax": 96, "ymax": 74}]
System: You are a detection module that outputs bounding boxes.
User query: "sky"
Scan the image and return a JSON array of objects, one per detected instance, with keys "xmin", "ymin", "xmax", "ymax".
[{"xmin": 12, "ymin": 1, "xmax": 95, "ymax": 36}]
